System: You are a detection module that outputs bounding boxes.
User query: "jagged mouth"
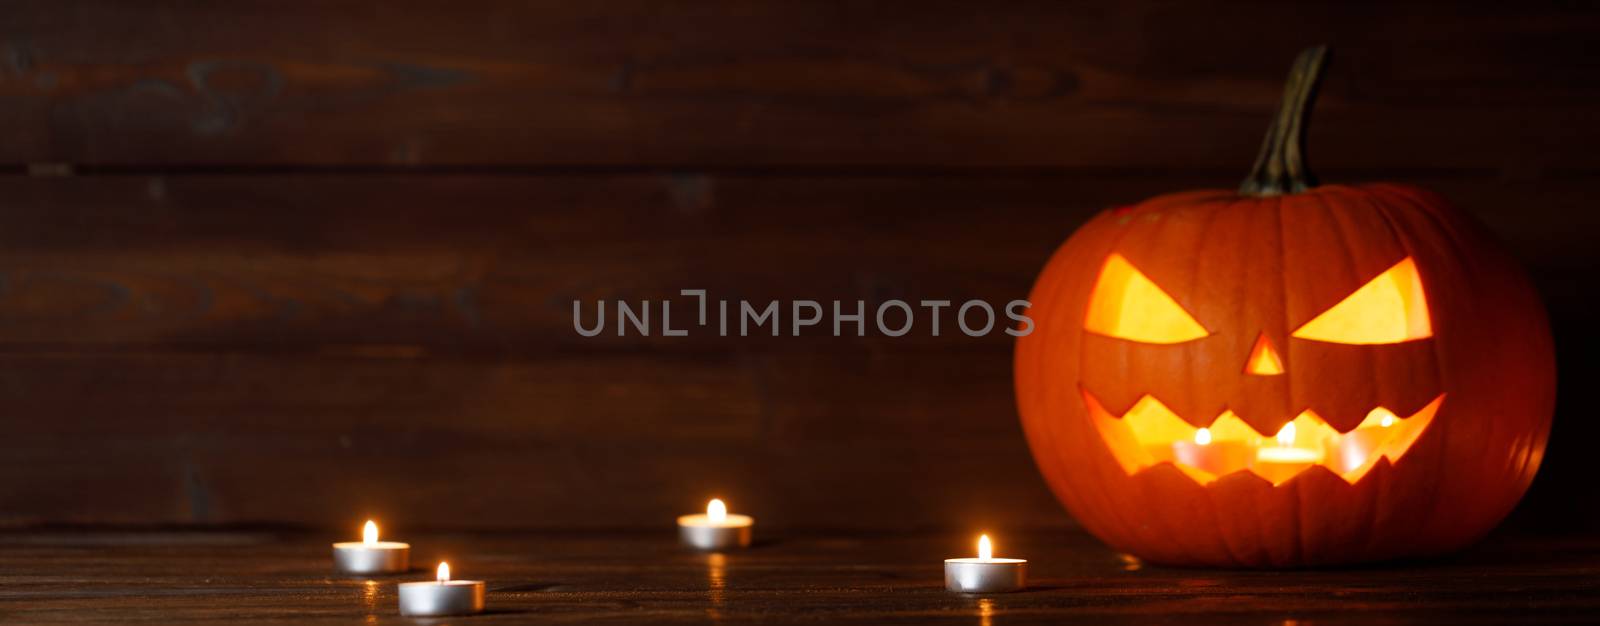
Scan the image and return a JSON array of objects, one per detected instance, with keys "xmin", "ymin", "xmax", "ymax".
[{"xmin": 1085, "ymin": 390, "xmax": 1444, "ymax": 486}]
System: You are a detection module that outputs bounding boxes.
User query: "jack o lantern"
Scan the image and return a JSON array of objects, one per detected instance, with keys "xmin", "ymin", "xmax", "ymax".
[{"xmin": 1014, "ymin": 47, "xmax": 1555, "ymax": 567}]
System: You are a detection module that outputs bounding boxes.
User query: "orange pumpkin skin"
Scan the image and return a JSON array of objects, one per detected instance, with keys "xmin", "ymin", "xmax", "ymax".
[{"xmin": 1014, "ymin": 183, "xmax": 1555, "ymax": 567}]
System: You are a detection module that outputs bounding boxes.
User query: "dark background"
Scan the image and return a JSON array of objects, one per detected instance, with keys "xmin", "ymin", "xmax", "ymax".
[{"xmin": 0, "ymin": 1, "xmax": 1595, "ymax": 534}]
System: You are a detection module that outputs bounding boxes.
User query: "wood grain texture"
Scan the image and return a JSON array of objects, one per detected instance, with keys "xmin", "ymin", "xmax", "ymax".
[
  {"xmin": 0, "ymin": 173, "xmax": 1591, "ymax": 352},
  {"xmin": 0, "ymin": 171, "xmax": 1595, "ymax": 529},
  {"xmin": 1, "ymin": 2, "xmax": 1598, "ymax": 170},
  {"xmin": 0, "ymin": 0, "xmax": 1598, "ymax": 535},
  {"xmin": 0, "ymin": 350, "xmax": 1058, "ymax": 529},
  {"xmin": 2, "ymin": 529, "xmax": 1599, "ymax": 624}
]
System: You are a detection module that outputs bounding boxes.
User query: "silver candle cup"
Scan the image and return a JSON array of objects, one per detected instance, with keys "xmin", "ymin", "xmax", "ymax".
[
  {"xmin": 677, "ymin": 513, "xmax": 753, "ymax": 550},
  {"xmin": 398, "ymin": 580, "xmax": 485, "ymax": 617},
  {"xmin": 944, "ymin": 558, "xmax": 1027, "ymax": 593},
  {"xmin": 332, "ymin": 541, "xmax": 410, "ymax": 575}
]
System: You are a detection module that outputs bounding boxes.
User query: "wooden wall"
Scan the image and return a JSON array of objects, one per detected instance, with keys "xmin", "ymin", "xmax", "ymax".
[{"xmin": 1, "ymin": 1, "xmax": 1597, "ymax": 531}]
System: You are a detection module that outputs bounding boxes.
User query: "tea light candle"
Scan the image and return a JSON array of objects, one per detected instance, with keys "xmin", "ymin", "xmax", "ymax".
[
  {"xmin": 333, "ymin": 520, "xmax": 410, "ymax": 575},
  {"xmin": 678, "ymin": 498, "xmax": 753, "ymax": 550},
  {"xmin": 1253, "ymin": 423, "xmax": 1324, "ymax": 483},
  {"xmin": 399, "ymin": 562, "xmax": 485, "ymax": 617},
  {"xmin": 1170, "ymin": 427, "xmax": 1252, "ymax": 476},
  {"xmin": 945, "ymin": 534, "xmax": 1027, "ymax": 593}
]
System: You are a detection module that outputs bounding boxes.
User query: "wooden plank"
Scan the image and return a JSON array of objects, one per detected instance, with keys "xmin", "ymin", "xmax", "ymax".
[
  {"xmin": 0, "ymin": 349, "xmax": 1061, "ymax": 529},
  {"xmin": 1, "ymin": 2, "xmax": 1598, "ymax": 169},
  {"xmin": 0, "ymin": 172, "xmax": 1126, "ymax": 352},
  {"xmin": 0, "ymin": 529, "xmax": 1597, "ymax": 624},
  {"xmin": 0, "ymin": 173, "xmax": 1593, "ymax": 352}
]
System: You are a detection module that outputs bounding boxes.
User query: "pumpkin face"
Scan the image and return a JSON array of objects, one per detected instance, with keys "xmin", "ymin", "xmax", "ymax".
[{"xmin": 1013, "ymin": 49, "xmax": 1555, "ymax": 567}]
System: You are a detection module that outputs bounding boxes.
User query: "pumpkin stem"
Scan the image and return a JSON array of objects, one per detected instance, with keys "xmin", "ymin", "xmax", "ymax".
[{"xmin": 1240, "ymin": 46, "xmax": 1329, "ymax": 196}]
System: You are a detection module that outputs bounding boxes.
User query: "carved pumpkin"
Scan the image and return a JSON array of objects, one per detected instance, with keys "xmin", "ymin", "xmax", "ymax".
[{"xmin": 1014, "ymin": 47, "xmax": 1555, "ymax": 567}]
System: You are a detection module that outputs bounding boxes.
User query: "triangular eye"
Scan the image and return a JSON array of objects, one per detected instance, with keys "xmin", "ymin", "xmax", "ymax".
[
  {"xmin": 1085, "ymin": 254, "xmax": 1208, "ymax": 344},
  {"xmin": 1293, "ymin": 257, "xmax": 1431, "ymax": 344}
]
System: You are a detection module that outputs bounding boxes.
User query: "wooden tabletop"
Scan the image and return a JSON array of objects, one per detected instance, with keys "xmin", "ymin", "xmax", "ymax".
[{"xmin": 3, "ymin": 528, "xmax": 1597, "ymax": 624}]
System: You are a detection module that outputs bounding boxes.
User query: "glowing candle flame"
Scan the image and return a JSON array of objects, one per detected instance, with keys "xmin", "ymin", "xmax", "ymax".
[
  {"xmin": 978, "ymin": 534, "xmax": 993, "ymax": 560},
  {"xmin": 1276, "ymin": 422, "xmax": 1297, "ymax": 447},
  {"xmin": 1375, "ymin": 408, "xmax": 1397, "ymax": 428},
  {"xmin": 436, "ymin": 562, "xmax": 450, "ymax": 583},
  {"xmin": 1194, "ymin": 427, "xmax": 1212, "ymax": 445},
  {"xmin": 363, "ymin": 520, "xmax": 378, "ymax": 546},
  {"xmin": 707, "ymin": 498, "xmax": 727, "ymax": 522}
]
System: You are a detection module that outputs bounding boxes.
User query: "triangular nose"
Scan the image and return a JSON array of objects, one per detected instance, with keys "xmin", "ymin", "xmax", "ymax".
[{"xmin": 1245, "ymin": 333, "xmax": 1285, "ymax": 376}]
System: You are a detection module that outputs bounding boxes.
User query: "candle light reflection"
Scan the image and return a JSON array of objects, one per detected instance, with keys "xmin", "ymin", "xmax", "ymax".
[
  {"xmin": 361, "ymin": 579, "xmax": 379, "ymax": 614},
  {"xmin": 977, "ymin": 597, "xmax": 995, "ymax": 626},
  {"xmin": 707, "ymin": 552, "xmax": 727, "ymax": 620}
]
